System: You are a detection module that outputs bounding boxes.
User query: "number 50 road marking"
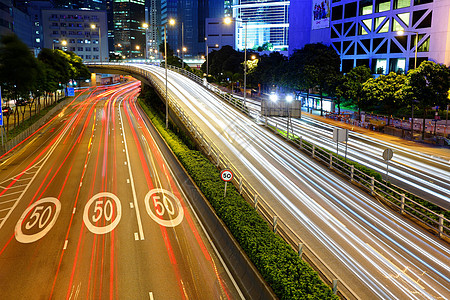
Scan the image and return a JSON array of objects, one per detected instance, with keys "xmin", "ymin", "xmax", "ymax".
[
  {"xmin": 83, "ymin": 192, "xmax": 122, "ymax": 235},
  {"xmin": 15, "ymin": 198, "xmax": 61, "ymax": 243}
]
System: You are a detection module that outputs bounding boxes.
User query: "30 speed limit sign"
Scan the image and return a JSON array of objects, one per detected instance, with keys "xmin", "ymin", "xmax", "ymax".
[{"xmin": 220, "ymin": 169, "xmax": 233, "ymax": 182}]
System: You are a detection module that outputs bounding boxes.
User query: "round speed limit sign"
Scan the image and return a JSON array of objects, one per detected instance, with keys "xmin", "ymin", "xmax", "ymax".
[{"xmin": 220, "ymin": 169, "xmax": 233, "ymax": 182}]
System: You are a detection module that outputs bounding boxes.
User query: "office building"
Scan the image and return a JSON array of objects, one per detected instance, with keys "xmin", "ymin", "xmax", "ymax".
[
  {"xmin": 157, "ymin": 0, "xmax": 226, "ymax": 57},
  {"xmin": 205, "ymin": 17, "xmax": 235, "ymax": 53},
  {"xmin": 232, "ymin": 0, "xmax": 290, "ymax": 52},
  {"xmin": 41, "ymin": 8, "xmax": 108, "ymax": 61},
  {"xmin": 113, "ymin": 0, "xmax": 145, "ymax": 58},
  {"xmin": 289, "ymin": 0, "xmax": 450, "ymax": 73},
  {"xmin": 0, "ymin": 0, "xmax": 13, "ymax": 37}
]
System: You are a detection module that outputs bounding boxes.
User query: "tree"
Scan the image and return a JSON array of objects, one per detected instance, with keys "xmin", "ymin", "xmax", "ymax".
[
  {"xmin": 362, "ymin": 72, "xmax": 406, "ymax": 125},
  {"xmin": 0, "ymin": 34, "xmax": 39, "ymax": 127},
  {"xmin": 328, "ymin": 73, "xmax": 345, "ymax": 114},
  {"xmin": 286, "ymin": 43, "xmax": 341, "ymax": 116},
  {"xmin": 401, "ymin": 61, "xmax": 450, "ymax": 139},
  {"xmin": 343, "ymin": 66, "xmax": 372, "ymax": 119},
  {"xmin": 248, "ymin": 52, "xmax": 287, "ymax": 92},
  {"xmin": 66, "ymin": 51, "xmax": 91, "ymax": 83}
]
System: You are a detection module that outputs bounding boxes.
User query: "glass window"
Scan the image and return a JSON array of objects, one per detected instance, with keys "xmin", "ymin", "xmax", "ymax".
[
  {"xmin": 85, "ymin": 47, "xmax": 91, "ymax": 51},
  {"xmin": 392, "ymin": 19, "xmax": 404, "ymax": 31},
  {"xmin": 375, "ymin": 16, "xmax": 386, "ymax": 30},
  {"xmin": 35, "ymin": 38, "xmax": 40, "ymax": 43},
  {"xmin": 418, "ymin": 36, "xmax": 429, "ymax": 52},
  {"xmin": 374, "ymin": 59, "xmax": 387, "ymax": 74},
  {"xmin": 344, "ymin": 2, "xmax": 357, "ymax": 18},
  {"xmin": 414, "ymin": 0, "xmax": 432, "ymax": 5},
  {"xmin": 394, "ymin": 0, "xmax": 410, "ymax": 9},
  {"xmin": 375, "ymin": 0, "xmax": 391, "ymax": 12},
  {"xmin": 362, "ymin": 19, "xmax": 372, "ymax": 31},
  {"xmin": 359, "ymin": 0, "xmax": 373, "ymax": 15},
  {"xmin": 359, "ymin": 24, "xmax": 369, "ymax": 35},
  {"xmin": 78, "ymin": 47, "xmax": 83, "ymax": 51},
  {"xmin": 397, "ymin": 13, "xmax": 410, "ymax": 26},
  {"xmin": 332, "ymin": 5, "xmax": 343, "ymax": 20},
  {"xmin": 86, "ymin": 55, "xmax": 91, "ymax": 59}
]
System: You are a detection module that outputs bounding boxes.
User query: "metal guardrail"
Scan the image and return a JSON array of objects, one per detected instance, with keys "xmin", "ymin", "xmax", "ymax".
[
  {"xmin": 161, "ymin": 63, "xmax": 449, "ymax": 240},
  {"xmin": 0, "ymin": 95, "xmax": 67, "ymax": 156}
]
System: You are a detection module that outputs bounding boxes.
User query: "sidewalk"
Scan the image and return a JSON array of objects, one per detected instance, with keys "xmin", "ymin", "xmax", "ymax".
[{"xmin": 302, "ymin": 108, "xmax": 450, "ymax": 162}]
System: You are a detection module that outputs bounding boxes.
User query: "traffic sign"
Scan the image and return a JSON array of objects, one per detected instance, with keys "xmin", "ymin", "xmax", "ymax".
[
  {"xmin": 66, "ymin": 87, "xmax": 75, "ymax": 97},
  {"xmin": 220, "ymin": 169, "xmax": 233, "ymax": 182},
  {"xmin": 382, "ymin": 148, "xmax": 393, "ymax": 161}
]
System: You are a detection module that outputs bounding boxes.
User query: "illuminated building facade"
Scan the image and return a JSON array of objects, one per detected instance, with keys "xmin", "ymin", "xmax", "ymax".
[
  {"xmin": 232, "ymin": 0, "xmax": 290, "ymax": 51},
  {"xmin": 289, "ymin": 0, "xmax": 450, "ymax": 73}
]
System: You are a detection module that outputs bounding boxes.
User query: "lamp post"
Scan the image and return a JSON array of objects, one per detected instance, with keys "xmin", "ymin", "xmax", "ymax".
[
  {"xmin": 181, "ymin": 22, "xmax": 184, "ymax": 69},
  {"xmin": 91, "ymin": 24, "xmax": 102, "ymax": 63},
  {"xmin": 397, "ymin": 30, "xmax": 418, "ymax": 139},
  {"xmin": 205, "ymin": 43, "xmax": 219, "ymax": 78},
  {"xmin": 225, "ymin": 17, "xmax": 248, "ymax": 107},
  {"xmin": 143, "ymin": 23, "xmax": 149, "ymax": 60},
  {"xmin": 164, "ymin": 18, "xmax": 176, "ymax": 128}
]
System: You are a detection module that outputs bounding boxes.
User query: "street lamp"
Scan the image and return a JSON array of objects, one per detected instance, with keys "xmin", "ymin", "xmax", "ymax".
[
  {"xmin": 181, "ymin": 22, "xmax": 185, "ymax": 69},
  {"xmin": 91, "ymin": 24, "xmax": 102, "ymax": 63},
  {"xmin": 286, "ymin": 95, "xmax": 293, "ymax": 139},
  {"xmin": 164, "ymin": 18, "xmax": 176, "ymax": 128},
  {"xmin": 397, "ymin": 30, "xmax": 419, "ymax": 139},
  {"xmin": 143, "ymin": 23, "xmax": 149, "ymax": 60},
  {"xmin": 205, "ymin": 42, "xmax": 219, "ymax": 78},
  {"xmin": 224, "ymin": 17, "xmax": 248, "ymax": 107},
  {"xmin": 182, "ymin": 46, "xmax": 187, "ymax": 69}
]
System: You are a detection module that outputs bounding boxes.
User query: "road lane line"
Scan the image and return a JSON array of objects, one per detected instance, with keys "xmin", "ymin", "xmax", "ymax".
[
  {"xmin": 73, "ymin": 207, "xmax": 76, "ymax": 214},
  {"xmin": 119, "ymin": 99, "xmax": 145, "ymax": 240},
  {"xmin": 63, "ymin": 240, "xmax": 68, "ymax": 249},
  {"xmin": 134, "ymin": 232, "xmax": 139, "ymax": 241},
  {"xmin": 130, "ymin": 202, "xmax": 134, "ymax": 209},
  {"xmin": 149, "ymin": 292, "xmax": 154, "ymax": 300}
]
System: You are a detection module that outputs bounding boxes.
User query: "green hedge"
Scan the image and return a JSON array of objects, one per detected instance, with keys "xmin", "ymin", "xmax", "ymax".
[{"xmin": 138, "ymin": 98, "xmax": 338, "ymax": 300}]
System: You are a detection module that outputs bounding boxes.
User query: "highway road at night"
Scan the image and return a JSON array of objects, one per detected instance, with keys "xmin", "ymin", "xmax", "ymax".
[
  {"xmin": 0, "ymin": 81, "xmax": 242, "ymax": 299},
  {"xmin": 127, "ymin": 63, "xmax": 450, "ymax": 300},
  {"xmin": 268, "ymin": 113, "xmax": 450, "ymax": 208}
]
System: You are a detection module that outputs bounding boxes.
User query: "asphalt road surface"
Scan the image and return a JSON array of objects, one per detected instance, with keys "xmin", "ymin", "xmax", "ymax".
[
  {"xmin": 129, "ymin": 63, "xmax": 449, "ymax": 300},
  {"xmin": 0, "ymin": 81, "xmax": 242, "ymax": 299}
]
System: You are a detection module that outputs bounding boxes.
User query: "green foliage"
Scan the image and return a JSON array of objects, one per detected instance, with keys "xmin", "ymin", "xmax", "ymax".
[
  {"xmin": 362, "ymin": 72, "xmax": 406, "ymax": 125},
  {"xmin": 342, "ymin": 66, "xmax": 373, "ymax": 116},
  {"xmin": 0, "ymin": 34, "xmax": 39, "ymax": 100},
  {"xmin": 402, "ymin": 61, "xmax": 450, "ymax": 138},
  {"xmin": 202, "ymin": 45, "xmax": 244, "ymax": 77},
  {"xmin": 138, "ymin": 97, "xmax": 338, "ymax": 300},
  {"xmin": 248, "ymin": 52, "xmax": 287, "ymax": 92}
]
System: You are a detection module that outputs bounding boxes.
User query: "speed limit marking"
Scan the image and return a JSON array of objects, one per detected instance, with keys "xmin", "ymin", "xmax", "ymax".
[
  {"xmin": 220, "ymin": 169, "xmax": 233, "ymax": 182},
  {"xmin": 144, "ymin": 189, "xmax": 184, "ymax": 227},
  {"xmin": 83, "ymin": 192, "xmax": 122, "ymax": 235},
  {"xmin": 15, "ymin": 198, "xmax": 61, "ymax": 244}
]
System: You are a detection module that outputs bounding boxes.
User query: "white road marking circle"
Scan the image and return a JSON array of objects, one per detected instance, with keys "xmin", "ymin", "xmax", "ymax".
[
  {"xmin": 144, "ymin": 189, "xmax": 184, "ymax": 227},
  {"xmin": 83, "ymin": 192, "xmax": 122, "ymax": 234},
  {"xmin": 15, "ymin": 197, "xmax": 61, "ymax": 243}
]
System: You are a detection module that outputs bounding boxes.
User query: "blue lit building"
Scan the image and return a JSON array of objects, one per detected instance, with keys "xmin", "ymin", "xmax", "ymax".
[
  {"xmin": 289, "ymin": 0, "xmax": 450, "ymax": 73},
  {"xmin": 232, "ymin": 0, "xmax": 290, "ymax": 51}
]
